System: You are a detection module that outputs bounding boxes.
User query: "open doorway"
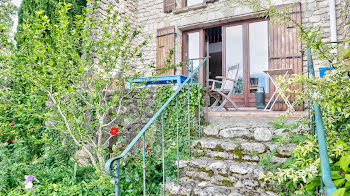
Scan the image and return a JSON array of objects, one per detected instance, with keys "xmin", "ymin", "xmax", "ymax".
[{"xmin": 205, "ymin": 27, "xmax": 222, "ymax": 82}]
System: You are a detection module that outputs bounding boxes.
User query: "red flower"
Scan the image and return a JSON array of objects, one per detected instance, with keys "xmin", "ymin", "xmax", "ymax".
[
  {"xmin": 11, "ymin": 122, "xmax": 14, "ymax": 127},
  {"xmin": 145, "ymin": 145, "xmax": 151, "ymax": 153},
  {"xmin": 110, "ymin": 127, "xmax": 118, "ymax": 136}
]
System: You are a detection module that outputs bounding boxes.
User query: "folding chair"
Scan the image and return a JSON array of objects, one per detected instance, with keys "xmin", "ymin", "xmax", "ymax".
[
  {"xmin": 209, "ymin": 64, "xmax": 239, "ymax": 111},
  {"xmin": 263, "ymin": 68, "xmax": 295, "ymax": 111}
]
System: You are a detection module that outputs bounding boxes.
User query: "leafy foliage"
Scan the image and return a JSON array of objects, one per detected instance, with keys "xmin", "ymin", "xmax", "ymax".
[
  {"xmin": 1, "ymin": 2, "xmax": 155, "ymax": 167},
  {"xmin": 0, "ymin": 138, "xmax": 114, "ymax": 195},
  {"xmin": 154, "ymin": 84, "xmax": 204, "ymax": 140},
  {"xmin": 0, "ymin": 0, "xmax": 16, "ymax": 27},
  {"xmin": 18, "ymin": 0, "xmax": 86, "ymax": 31}
]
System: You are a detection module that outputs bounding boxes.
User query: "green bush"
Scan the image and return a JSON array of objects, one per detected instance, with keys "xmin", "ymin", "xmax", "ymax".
[
  {"xmin": 259, "ymin": 42, "xmax": 350, "ymax": 195},
  {"xmin": 0, "ymin": 138, "xmax": 114, "ymax": 195}
]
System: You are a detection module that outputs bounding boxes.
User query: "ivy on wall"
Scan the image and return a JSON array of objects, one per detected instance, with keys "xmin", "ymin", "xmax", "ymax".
[{"xmin": 153, "ymin": 84, "xmax": 205, "ymax": 141}]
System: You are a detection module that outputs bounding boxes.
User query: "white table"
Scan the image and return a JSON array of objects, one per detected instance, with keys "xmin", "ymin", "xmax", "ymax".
[{"xmin": 263, "ymin": 68, "xmax": 295, "ymax": 111}]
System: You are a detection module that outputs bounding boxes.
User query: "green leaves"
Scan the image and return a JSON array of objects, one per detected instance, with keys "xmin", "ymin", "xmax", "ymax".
[
  {"xmin": 340, "ymin": 155, "xmax": 350, "ymax": 171},
  {"xmin": 331, "ymin": 188, "xmax": 346, "ymax": 196},
  {"xmin": 345, "ymin": 174, "xmax": 350, "ymax": 181}
]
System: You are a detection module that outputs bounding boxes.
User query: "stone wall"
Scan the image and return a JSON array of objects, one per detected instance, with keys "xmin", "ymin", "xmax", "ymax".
[
  {"xmin": 130, "ymin": 0, "xmax": 348, "ymax": 76},
  {"xmin": 104, "ymin": 87, "xmax": 157, "ymax": 146},
  {"xmin": 94, "ymin": 0, "xmax": 137, "ymax": 26}
]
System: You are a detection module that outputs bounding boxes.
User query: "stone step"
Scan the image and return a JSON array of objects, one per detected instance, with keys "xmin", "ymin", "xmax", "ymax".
[
  {"xmin": 165, "ymin": 124, "xmax": 297, "ymax": 196},
  {"xmin": 203, "ymin": 126, "xmax": 274, "ymax": 143},
  {"xmin": 192, "ymin": 138, "xmax": 292, "ymax": 162},
  {"xmin": 194, "ymin": 138, "xmax": 266, "ymax": 155},
  {"xmin": 175, "ymin": 158, "xmax": 263, "ymax": 182},
  {"xmin": 166, "ymin": 180, "xmax": 278, "ymax": 196}
]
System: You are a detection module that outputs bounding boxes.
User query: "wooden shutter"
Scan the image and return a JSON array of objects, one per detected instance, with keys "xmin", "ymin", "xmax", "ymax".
[
  {"xmin": 269, "ymin": 3, "xmax": 303, "ymax": 111},
  {"xmin": 156, "ymin": 26, "xmax": 175, "ymax": 76},
  {"xmin": 164, "ymin": 0, "xmax": 176, "ymax": 13}
]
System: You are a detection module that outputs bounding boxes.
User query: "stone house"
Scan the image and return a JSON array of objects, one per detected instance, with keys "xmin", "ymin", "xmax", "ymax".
[
  {"xmin": 100, "ymin": 1, "xmax": 349, "ymax": 194},
  {"xmin": 97, "ymin": 0, "xmax": 349, "ymax": 111}
]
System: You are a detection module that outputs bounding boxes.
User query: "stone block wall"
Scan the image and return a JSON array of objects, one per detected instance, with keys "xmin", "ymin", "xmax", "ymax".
[
  {"xmin": 104, "ymin": 87, "xmax": 157, "ymax": 147},
  {"xmin": 123, "ymin": 0, "xmax": 347, "ymax": 77}
]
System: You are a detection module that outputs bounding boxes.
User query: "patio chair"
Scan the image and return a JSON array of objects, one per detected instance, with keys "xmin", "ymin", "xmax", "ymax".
[{"xmin": 209, "ymin": 64, "xmax": 239, "ymax": 111}]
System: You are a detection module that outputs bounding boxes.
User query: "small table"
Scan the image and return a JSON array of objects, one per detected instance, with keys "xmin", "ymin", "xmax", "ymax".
[
  {"xmin": 127, "ymin": 75, "xmax": 190, "ymax": 89},
  {"xmin": 263, "ymin": 68, "xmax": 295, "ymax": 111}
]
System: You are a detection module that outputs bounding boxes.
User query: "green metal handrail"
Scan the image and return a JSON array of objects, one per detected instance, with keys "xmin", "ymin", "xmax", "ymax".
[
  {"xmin": 307, "ymin": 47, "xmax": 336, "ymax": 196},
  {"xmin": 105, "ymin": 57, "xmax": 209, "ymax": 195}
]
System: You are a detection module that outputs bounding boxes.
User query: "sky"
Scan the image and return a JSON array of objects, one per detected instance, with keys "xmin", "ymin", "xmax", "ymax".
[{"xmin": 11, "ymin": 0, "xmax": 22, "ymax": 33}]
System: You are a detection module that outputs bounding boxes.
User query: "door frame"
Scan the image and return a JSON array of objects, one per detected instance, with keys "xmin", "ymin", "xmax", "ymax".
[
  {"xmin": 182, "ymin": 17, "xmax": 272, "ymax": 107},
  {"xmin": 182, "ymin": 29, "xmax": 205, "ymax": 86}
]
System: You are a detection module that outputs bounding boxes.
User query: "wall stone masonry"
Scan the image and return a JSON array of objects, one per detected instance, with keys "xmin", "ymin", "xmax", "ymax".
[
  {"xmin": 97, "ymin": 0, "xmax": 348, "ymax": 77},
  {"xmin": 103, "ymin": 87, "xmax": 157, "ymax": 147},
  {"xmin": 134, "ymin": 0, "xmax": 347, "ymax": 76},
  {"xmin": 165, "ymin": 116, "xmax": 305, "ymax": 195}
]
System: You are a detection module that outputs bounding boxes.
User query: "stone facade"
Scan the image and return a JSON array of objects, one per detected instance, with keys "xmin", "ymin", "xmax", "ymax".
[
  {"xmin": 93, "ymin": 0, "xmax": 348, "ymax": 77},
  {"xmin": 97, "ymin": 0, "xmax": 347, "ymax": 76}
]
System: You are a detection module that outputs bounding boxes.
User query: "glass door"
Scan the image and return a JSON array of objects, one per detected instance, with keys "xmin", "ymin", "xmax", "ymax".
[
  {"xmin": 186, "ymin": 31, "xmax": 200, "ymax": 74},
  {"xmin": 183, "ymin": 30, "xmax": 205, "ymax": 85},
  {"xmin": 223, "ymin": 19, "xmax": 269, "ymax": 107},
  {"xmin": 223, "ymin": 24, "xmax": 245, "ymax": 106},
  {"xmin": 183, "ymin": 19, "xmax": 270, "ymax": 108},
  {"xmin": 248, "ymin": 21, "xmax": 269, "ymax": 97}
]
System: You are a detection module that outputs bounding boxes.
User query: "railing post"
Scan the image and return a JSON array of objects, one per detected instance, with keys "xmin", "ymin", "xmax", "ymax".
[
  {"xmin": 142, "ymin": 133, "xmax": 146, "ymax": 195},
  {"xmin": 198, "ymin": 70, "xmax": 201, "ymax": 139},
  {"xmin": 162, "ymin": 112, "xmax": 165, "ymax": 196},
  {"xmin": 176, "ymin": 95, "xmax": 179, "ymax": 181},
  {"xmin": 307, "ymin": 47, "xmax": 336, "ymax": 196},
  {"xmin": 205, "ymin": 45, "xmax": 210, "ymax": 126},
  {"xmin": 114, "ymin": 160, "xmax": 120, "ymax": 196},
  {"xmin": 188, "ymin": 61, "xmax": 193, "ymax": 157}
]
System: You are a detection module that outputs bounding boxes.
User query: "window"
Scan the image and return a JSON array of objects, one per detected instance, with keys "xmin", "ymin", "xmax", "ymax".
[{"xmin": 186, "ymin": 0, "xmax": 203, "ymax": 7}]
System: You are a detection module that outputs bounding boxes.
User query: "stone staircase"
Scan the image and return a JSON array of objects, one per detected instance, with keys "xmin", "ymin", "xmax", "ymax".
[{"xmin": 166, "ymin": 117, "xmax": 296, "ymax": 196}]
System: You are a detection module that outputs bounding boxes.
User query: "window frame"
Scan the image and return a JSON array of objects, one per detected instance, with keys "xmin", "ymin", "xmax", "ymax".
[{"xmin": 183, "ymin": 0, "xmax": 204, "ymax": 7}]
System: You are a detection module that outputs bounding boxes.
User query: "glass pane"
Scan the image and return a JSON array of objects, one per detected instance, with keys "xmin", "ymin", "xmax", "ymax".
[
  {"xmin": 249, "ymin": 21, "xmax": 269, "ymax": 93},
  {"xmin": 186, "ymin": 32, "xmax": 200, "ymax": 74},
  {"xmin": 187, "ymin": 0, "xmax": 203, "ymax": 6},
  {"xmin": 226, "ymin": 25, "xmax": 243, "ymax": 94}
]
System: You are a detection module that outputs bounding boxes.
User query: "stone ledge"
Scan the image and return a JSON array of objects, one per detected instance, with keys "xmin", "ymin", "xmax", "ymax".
[{"xmin": 173, "ymin": 3, "xmax": 207, "ymax": 14}]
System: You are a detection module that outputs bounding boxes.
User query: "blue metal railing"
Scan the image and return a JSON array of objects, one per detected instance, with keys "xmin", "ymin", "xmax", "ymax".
[
  {"xmin": 105, "ymin": 57, "xmax": 209, "ymax": 195},
  {"xmin": 307, "ymin": 47, "xmax": 336, "ymax": 196}
]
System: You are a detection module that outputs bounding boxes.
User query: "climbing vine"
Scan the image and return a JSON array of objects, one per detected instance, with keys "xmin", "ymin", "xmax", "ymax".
[{"xmin": 153, "ymin": 84, "xmax": 205, "ymax": 141}]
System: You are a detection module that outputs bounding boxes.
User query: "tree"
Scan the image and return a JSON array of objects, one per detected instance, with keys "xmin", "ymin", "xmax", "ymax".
[
  {"xmin": 2, "ymin": 2, "xmax": 152, "ymax": 167},
  {"xmin": 18, "ymin": 0, "xmax": 86, "ymax": 31},
  {"xmin": 0, "ymin": 0, "xmax": 16, "ymax": 28}
]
